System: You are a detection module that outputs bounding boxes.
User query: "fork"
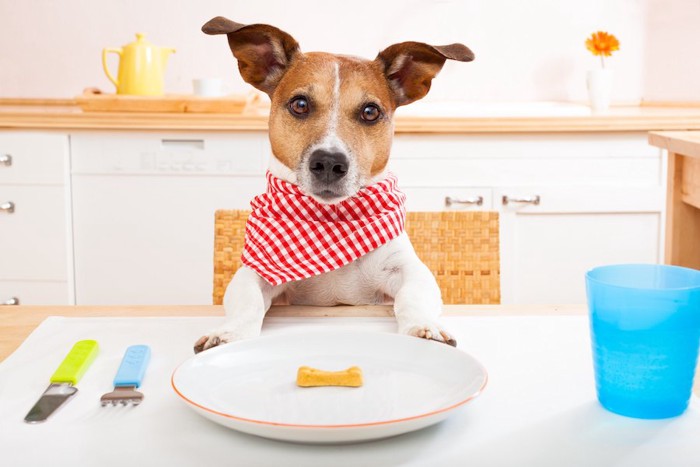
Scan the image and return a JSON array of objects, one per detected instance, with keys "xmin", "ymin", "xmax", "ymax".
[{"xmin": 100, "ymin": 345, "xmax": 151, "ymax": 407}]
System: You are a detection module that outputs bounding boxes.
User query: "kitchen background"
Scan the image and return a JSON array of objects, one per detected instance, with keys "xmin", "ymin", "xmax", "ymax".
[
  {"xmin": 2, "ymin": 0, "xmax": 699, "ymax": 307},
  {"xmin": 1, "ymin": 0, "xmax": 699, "ymax": 102}
]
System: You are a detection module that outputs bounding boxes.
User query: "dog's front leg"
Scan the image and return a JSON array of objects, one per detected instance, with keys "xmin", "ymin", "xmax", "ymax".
[
  {"xmin": 380, "ymin": 236, "xmax": 457, "ymax": 346},
  {"xmin": 392, "ymin": 260, "xmax": 457, "ymax": 346},
  {"xmin": 194, "ymin": 266, "xmax": 283, "ymax": 353}
]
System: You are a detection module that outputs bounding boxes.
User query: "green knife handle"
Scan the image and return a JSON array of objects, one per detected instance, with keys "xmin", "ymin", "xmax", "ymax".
[{"xmin": 50, "ymin": 340, "xmax": 99, "ymax": 385}]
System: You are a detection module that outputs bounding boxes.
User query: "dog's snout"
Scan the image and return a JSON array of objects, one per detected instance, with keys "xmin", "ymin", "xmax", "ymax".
[{"xmin": 308, "ymin": 150, "xmax": 348, "ymax": 183}]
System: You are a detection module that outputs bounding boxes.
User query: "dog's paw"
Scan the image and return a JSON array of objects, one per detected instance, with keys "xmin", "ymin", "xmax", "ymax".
[
  {"xmin": 193, "ymin": 327, "xmax": 257, "ymax": 354},
  {"xmin": 400, "ymin": 322, "xmax": 457, "ymax": 347}
]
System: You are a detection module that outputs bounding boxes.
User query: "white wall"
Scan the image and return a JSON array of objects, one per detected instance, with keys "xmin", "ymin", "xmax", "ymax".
[
  {"xmin": 642, "ymin": 0, "xmax": 700, "ymax": 101},
  {"xmin": 0, "ymin": 0, "xmax": 697, "ymax": 102}
]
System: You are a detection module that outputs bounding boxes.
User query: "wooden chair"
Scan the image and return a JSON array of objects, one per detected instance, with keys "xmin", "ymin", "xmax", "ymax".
[{"xmin": 213, "ymin": 210, "xmax": 500, "ymax": 305}]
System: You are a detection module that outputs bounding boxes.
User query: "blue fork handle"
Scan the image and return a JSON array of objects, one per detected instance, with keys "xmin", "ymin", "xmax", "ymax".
[{"xmin": 114, "ymin": 345, "xmax": 151, "ymax": 388}]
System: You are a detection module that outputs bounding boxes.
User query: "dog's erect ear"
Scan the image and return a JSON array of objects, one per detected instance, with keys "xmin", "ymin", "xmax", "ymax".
[
  {"xmin": 202, "ymin": 16, "xmax": 300, "ymax": 95},
  {"xmin": 375, "ymin": 42, "xmax": 474, "ymax": 107}
]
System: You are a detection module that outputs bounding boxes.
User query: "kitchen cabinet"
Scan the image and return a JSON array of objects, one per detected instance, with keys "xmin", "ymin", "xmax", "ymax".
[
  {"xmin": 1, "ymin": 128, "xmax": 665, "ymax": 305},
  {"xmin": 0, "ymin": 132, "xmax": 72, "ymax": 305},
  {"xmin": 390, "ymin": 133, "xmax": 664, "ymax": 304}
]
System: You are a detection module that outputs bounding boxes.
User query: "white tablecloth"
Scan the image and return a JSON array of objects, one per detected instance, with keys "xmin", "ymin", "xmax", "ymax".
[{"xmin": 0, "ymin": 314, "xmax": 697, "ymax": 467}]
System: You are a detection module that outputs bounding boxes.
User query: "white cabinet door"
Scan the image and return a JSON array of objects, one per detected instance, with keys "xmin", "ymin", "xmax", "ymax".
[
  {"xmin": 0, "ymin": 132, "xmax": 70, "ymax": 302},
  {"xmin": 0, "ymin": 280, "xmax": 70, "ymax": 305},
  {"xmin": 0, "ymin": 132, "xmax": 68, "ymax": 185},
  {"xmin": 497, "ymin": 186, "xmax": 664, "ymax": 304},
  {"xmin": 0, "ymin": 185, "xmax": 68, "ymax": 280},
  {"xmin": 71, "ymin": 175, "xmax": 264, "ymax": 305}
]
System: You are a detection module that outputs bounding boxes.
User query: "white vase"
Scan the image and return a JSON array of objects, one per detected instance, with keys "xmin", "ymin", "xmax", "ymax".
[{"xmin": 586, "ymin": 69, "xmax": 614, "ymax": 112}]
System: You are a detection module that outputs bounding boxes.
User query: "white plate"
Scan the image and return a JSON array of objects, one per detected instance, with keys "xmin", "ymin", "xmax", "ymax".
[{"xmin": 171, "ymin": 330, "xmax": 487, "ymax": 443}]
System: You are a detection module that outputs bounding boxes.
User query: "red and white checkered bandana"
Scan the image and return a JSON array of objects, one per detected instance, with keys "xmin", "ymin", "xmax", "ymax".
[{"xmin": 242, "ymin": 172, "xmax": 407, "ymax": 285}]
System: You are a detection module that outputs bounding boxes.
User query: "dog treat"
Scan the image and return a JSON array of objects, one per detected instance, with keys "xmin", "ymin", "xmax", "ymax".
[{"xmin": 296, "ymin": 366, "xmax": 363, "ymax": 388}]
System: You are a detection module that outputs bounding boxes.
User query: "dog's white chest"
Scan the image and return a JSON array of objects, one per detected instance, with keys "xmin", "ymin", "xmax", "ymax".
[{"xmin": 276, "ymin": 234, "xmax": 413, "ymax": 306}]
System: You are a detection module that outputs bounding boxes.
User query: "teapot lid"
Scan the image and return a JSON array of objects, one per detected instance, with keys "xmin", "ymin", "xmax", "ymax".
[{"xmin": 124, "ymin": 33, "xmax": 153, "ymax": 50}]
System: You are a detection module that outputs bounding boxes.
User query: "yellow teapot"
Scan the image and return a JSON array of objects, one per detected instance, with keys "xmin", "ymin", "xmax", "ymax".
[{"xmin": 102, "ymin": 33, "xmax": 175, "ymax": 96}]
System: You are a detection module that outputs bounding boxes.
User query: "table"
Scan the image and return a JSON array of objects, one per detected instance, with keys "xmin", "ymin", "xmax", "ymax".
[
  {"xmin": 1, "ymin": 305, "xmax": 698, "ymax": 467},
  {"xmin": 0, "ymin": 304, "xmax": 583, "ymax": 361},
  {"xmin": 649, "ymin": 131, "xmax": 700, "ymax": 269}
]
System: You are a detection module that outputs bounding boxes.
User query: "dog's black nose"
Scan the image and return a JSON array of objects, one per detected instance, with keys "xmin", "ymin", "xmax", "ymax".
[{"xmin": 308, "ymin": 150, "xmax": 348, "ymax": 183}]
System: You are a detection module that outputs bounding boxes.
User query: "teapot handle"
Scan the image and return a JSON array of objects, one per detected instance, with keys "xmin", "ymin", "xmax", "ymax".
[{"xmin": 102, "ymin": 48, "xmax": 122, "ymax": 89}]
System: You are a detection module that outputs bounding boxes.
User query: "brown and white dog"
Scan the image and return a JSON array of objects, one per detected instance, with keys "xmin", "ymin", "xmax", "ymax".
[{"xmin": 194, "ymin": 16, "xmax": 474, "ymax": 353}]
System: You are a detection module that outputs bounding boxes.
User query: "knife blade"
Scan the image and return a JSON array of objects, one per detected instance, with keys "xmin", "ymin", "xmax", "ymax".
[{"xmin": 24, "ymin": 340, "xmax": 99, "ymax": 423}]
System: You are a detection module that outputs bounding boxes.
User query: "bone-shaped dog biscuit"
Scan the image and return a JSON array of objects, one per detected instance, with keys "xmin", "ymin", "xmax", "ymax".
[{"xmin": 296, "ymin": 366, "xmax": 363, "ymax": 387}]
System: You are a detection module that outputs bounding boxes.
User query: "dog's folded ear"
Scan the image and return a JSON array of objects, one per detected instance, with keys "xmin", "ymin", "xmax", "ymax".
[
  {"xmin": 202, "ymin": 16, "xmax": 300, "ymax": 95},
  {"xmin": 376, "ymin": 42, "xmax": 474, "ymax": 107}
]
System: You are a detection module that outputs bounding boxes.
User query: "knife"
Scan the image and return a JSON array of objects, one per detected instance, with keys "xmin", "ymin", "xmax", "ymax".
[{"xmin": 24, "ymin": 340, "xmax": 99, "ymax": 423}]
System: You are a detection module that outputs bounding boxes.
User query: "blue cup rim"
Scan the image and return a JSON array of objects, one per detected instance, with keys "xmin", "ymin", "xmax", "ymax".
[{"xmin": 586, "ymin": 263, "xmax": 700, "ymax": 292}]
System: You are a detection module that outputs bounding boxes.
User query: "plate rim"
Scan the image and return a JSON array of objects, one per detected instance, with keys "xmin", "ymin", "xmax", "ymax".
[{"xmin": 171, "ymin": 330, "xmax": 488, "ymax": 430}]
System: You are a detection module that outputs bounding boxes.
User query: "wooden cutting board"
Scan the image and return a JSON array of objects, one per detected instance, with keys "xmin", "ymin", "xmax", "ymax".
[{"xmin": 76, "ymin": 90, "xmax": 250, "ymax": 113}]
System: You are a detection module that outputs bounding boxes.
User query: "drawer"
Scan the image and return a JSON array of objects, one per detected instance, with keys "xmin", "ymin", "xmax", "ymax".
[
  {"xmin": 0, "ymin": 185, "xmax": 68, "ymax": 280},
  {"xmin": 70, "ymin": 131, "xmax": 268, "ymax": 176},
  {"xmin": 389, "ymin": 156, "xmax": 661, "ymax": 187},
  {"xmin": 402, "ymin": 187, "xmax": 493, "ymax": 211},
  {"xmin": 494, "ymin": 185, "xmax": 664, "ymax": 213},
  {"xmin": 0, "ymin": 132, "xmax": 68, "ymax": 184},
  {"xmin": 0, "ymin": 280, "xmax": 70, "ymax": 305},
  {"xmin": 391, "ymin": 133, "xmax": 660, "ymax": 160}
]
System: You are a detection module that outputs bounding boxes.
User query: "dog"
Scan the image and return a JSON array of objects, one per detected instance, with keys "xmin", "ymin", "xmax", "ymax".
[{"xmin": 194, "ymin": 16, "xmax": 474, "ymax": 353}]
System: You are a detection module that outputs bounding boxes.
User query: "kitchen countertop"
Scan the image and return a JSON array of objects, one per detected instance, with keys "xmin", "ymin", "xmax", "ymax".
[{"xmin": 2, "ymin": 98, "xmax": 700, "ymax": 133}]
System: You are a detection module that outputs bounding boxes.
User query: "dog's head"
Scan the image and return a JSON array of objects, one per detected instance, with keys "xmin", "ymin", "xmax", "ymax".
[{"xmin": 203, "ymin": 17, "xmax": 474, "ymax": 203}]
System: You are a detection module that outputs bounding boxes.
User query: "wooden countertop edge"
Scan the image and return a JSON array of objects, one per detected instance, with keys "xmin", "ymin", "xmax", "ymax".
[
  {"xmin": 649, "ymin": 131, "xmax": 700, "ymax": 158},
  {"xmin": 3, "ymin": 112, "xmax": 700, "ymax": 132},
  {"xmin": 0, "ymin": 304, "xmax": 586, "ymax": 361}
]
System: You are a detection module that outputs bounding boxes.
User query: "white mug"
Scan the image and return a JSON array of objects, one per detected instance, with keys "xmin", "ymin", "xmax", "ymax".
[{"xmin": 193, "ymin": 78, "xmax": 223, "ymax": 97}]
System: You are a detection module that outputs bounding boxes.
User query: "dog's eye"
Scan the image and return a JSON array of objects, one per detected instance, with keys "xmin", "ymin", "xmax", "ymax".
[
  {"xmin": 361, "ymin": 104, "xmax": 381, "ymax": 122},
  {"xmin": 289, "ymin": 97, "xmax": 310, "ymax": 117}
]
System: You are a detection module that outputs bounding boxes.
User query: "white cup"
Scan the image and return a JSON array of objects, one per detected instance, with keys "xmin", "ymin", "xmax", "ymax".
[{"xmin": 193, "ymin": 78, "xmax": 223, "ymax": 97}]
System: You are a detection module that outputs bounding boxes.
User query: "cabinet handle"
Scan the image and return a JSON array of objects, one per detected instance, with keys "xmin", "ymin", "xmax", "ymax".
[
  {"xmin": 2, "ymin": 297, "xmax": 19, "ymax": 306},
  {"xmin": 0, "ymin": 154, "xmax": 11, "ymax": 166},
  {"xmin": 161, "ymin": 139, "xmax": 205, "ymax": 150},
  {"xmin": 502, "ymin": 195, "xmax": 540, "ymax": 206},
  {"xmin": 0, "ymin": 201, "xmax": 15, "ymax": 213},
  {"xmin": 445, "ymin": 196, "xmax": 483, "ymax": 207}
]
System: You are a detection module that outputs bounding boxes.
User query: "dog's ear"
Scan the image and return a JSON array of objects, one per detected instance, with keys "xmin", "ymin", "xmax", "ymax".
[
  {"xmin": 202, "ymin": 16, "xmax": 300, "ymax": 95},
  {"xmin": 375, "ymin": 42, "xmax": 474, "ymax": 106}
]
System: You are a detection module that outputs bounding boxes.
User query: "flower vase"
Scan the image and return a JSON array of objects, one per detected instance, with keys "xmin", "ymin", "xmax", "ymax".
[{"xmin": 586, "ymin": 69, "xmax": 614, "ymax": 112}]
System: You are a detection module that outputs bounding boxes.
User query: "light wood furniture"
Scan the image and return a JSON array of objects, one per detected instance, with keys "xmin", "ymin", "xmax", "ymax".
[
  {"xmin": 3, "ymin": 100, "xmax": 700, "ymax": 132},
  {"xmin": 0, "ymin": 304, "xmax": 585, "ymax": 362},
  {"xmin": 649, "ymin": 131, "xmax": 700, "ymax": 269},
  {"xmin": 75, "ymin": 92, "xmax": 247, "ymax": 113},
  {"xmin": 212, "ymin": 210, "xmax": 500, "ymax": 306}
]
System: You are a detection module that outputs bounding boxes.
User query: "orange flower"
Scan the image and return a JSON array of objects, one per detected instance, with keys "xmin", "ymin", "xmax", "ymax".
[{"xmin": 586, "ymin": 31, "xmax": 620, "ymax": 57}]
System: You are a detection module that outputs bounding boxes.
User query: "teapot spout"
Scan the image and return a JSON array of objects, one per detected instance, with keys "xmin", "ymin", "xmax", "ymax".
[{"xmin": 161, "ymin": 48, "xmax": 176, "ymax": 66}]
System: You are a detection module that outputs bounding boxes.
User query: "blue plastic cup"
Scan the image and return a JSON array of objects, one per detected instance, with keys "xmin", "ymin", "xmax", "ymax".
[{"xmin": 586, "ymin": 264, "xmax": 700, "ymax": 419}]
